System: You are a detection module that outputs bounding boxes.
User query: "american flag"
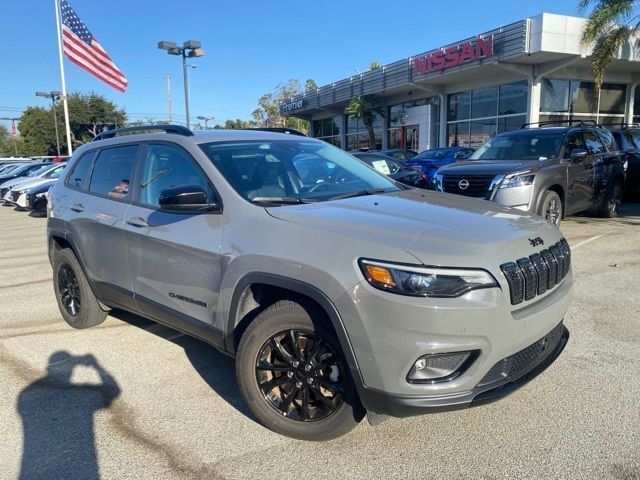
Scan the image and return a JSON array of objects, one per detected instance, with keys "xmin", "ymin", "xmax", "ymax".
[{"xmin": 60, "ymin": 0, "xmax": 128, "ymax": 93}]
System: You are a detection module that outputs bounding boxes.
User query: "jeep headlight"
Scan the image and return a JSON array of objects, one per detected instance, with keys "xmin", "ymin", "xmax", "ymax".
[
  {"xmin": 35, "ymin": 191, "xmax": 49, "ymax": 198},
  {"xmin": 499, "ymin": 174, "xmax": 534, "ymax": 189},
  {"xmin": 359, "ymin": 259, "xmax": 497, "ymax": 297}
]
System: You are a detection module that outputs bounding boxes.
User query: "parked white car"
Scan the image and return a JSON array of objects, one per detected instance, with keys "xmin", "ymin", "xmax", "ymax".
[{"xmin": 1, "ymin": 163, "xmax": 67, "ymax": 205}]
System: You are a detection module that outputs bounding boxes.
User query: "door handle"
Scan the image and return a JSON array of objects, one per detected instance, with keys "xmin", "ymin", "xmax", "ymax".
[
  {"xmin": 70, "ymin": 203, "xmax": 84, "ymax": 212},
  {"xmin": 126, "ymin": 217, "xmax": 149, "ymax": 228}
]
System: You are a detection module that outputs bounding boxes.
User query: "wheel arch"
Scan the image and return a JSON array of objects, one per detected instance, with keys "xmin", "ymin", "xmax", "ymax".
[
  {"xmin": 225, "ymin": 273, "xmax": 360, "ymax": 376},
  {"xmin": 537, "ymin": 184, "xmax": 566, "ymax": 218}
]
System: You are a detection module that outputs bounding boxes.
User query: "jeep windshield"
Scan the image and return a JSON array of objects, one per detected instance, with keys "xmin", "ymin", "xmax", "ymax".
[
  {"xmin": 469, "ymin": 131, "xmax": 564, "ymax": 161},
  {"xmin": 200, "ymin": 139, "xmax": 399, "ymax": 204}
]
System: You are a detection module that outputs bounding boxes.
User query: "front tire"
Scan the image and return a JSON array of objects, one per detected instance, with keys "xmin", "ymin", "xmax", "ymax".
[
  {"xmin": 236, "ymin": 300, "xmax": 363, "ymax": 441},
  {"xmin": 538, "ymin": 190, "xmax": 563, "ymax": 226},
  {"xmin": 53, "ymin": 248, "xmax": 107, "ymax": 329}
]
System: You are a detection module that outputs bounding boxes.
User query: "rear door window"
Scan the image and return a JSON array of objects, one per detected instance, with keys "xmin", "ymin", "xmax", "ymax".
[
  {"xmin": 88, "ymin": 145, "xmax": 138, "ymax": 201},
  {"xmin": 66, "ymin": 151, "xmax": 97, "ymax": 190}
]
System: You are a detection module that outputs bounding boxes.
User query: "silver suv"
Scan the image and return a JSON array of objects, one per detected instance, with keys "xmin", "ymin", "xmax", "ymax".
[
  {"xmin": 47, "ymin": 125, "xmax": 572, "ymax": 440},
  {"xmin": 435, "ymin": 123, "xmax": 627, "ymax": 225}
]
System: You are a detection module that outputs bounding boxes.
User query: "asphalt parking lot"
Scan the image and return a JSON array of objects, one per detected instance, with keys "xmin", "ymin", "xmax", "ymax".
[{"xmin": 0, "ymin": 205, "xmax": 639, "ymax": 480}]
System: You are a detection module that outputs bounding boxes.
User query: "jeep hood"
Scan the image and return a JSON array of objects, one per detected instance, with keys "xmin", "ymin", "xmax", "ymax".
[{"xmin": 266, "ymin": 189, "xmax": 562, "ymax": 267}]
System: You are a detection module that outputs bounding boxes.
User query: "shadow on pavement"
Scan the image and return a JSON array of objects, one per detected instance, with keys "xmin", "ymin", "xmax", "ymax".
[
  {"xmin": 17, "ymin": 351, "xmax": 121, "ymax": 480},
  {"xmin": 109, "ymin": 310, "xmax": 255, "ymax": 421}
]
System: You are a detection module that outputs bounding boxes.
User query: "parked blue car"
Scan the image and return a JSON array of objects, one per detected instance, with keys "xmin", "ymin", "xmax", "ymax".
[{"xmin": 404, "ymin": 147, "xmax": 474, "ymax": 186}]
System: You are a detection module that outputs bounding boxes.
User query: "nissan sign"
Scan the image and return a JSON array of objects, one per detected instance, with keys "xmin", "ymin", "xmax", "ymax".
[{"xmin": 412, "ymin": 35, "xmax": 494, "ymax": 74}]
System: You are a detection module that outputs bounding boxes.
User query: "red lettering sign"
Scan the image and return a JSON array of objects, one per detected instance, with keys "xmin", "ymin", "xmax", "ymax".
[{"xmin": 412, "ymin": 35, "xmax": 494, "ymax": 75}]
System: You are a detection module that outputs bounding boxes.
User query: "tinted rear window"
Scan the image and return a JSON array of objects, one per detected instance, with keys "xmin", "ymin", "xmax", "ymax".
[{"xmin": 88, "ymin": 146, "xmax": 138, "ymax": 201}]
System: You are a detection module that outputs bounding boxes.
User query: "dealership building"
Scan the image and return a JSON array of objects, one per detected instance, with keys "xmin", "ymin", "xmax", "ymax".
[{"xmin": 281, "ymin": 13, "xmax": 640, "ymax": 152}]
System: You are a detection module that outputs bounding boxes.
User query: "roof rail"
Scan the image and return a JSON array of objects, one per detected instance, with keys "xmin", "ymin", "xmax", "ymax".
[
  {"xmin": 93, "ymin": 124, "xmax": 194, "ymax": 141},
  {"xmin": 597, "ymin": 122, "xmax": 640, "ymax": 129},
  {"xmin": 243, "ymin": 127, "xmax": 307, "ymax": 137},
  {"xmin": 521, "ymin": 119, "xmax": 598, "ymax": 129}
]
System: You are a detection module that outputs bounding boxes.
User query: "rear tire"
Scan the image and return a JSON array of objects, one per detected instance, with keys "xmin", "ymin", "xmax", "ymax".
[
  {"xmin": 538, "ymin": 190, "xmax": 563, "ymax": 226},
  {"xmin": 236, "ymin": 300, "xmax": 363, "ymax": 441},
  {"xmin": 53, "ymin": 248, "xmax": 107, "ymax": 329},
  {"xmin": 598, "ymin": 180, "xmax": 623, "ymax": 218}
]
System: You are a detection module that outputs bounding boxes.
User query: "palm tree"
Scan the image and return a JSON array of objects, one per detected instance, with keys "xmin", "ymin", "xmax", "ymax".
[
  {"xmin": 345, "ymin": 95, "xmax": 384, "ymax": 149},
  {"xmin": 580, "ymin": 0, "xmax": 640, "ymax": 89}
]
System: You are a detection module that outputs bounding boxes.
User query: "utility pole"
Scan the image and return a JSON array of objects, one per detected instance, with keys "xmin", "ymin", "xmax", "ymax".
[
  {"xmin": 166, "ymin": 75, "xmax": 172, "ymax": 123},
  {"xmin": 1, "ymin": 117, "xmax": 21, "ymax": 155}
]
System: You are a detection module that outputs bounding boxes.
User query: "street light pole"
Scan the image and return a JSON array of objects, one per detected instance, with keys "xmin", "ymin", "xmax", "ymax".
[
  {"xmin": 158, "ymin": 40, "xmax": 205, "ymax": 130},
  {"xmin": 197, "ymin": 116, "xmax": 213, "ymax": 129},
  {"xmin": 36, "ymin": 91, "xmax": 62, "ymax": 156}
]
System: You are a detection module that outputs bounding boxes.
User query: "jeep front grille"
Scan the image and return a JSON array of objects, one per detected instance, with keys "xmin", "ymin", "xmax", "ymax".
[{"xmin": 500, "ymin": 238, "xmax": 571, "ymax": 305}]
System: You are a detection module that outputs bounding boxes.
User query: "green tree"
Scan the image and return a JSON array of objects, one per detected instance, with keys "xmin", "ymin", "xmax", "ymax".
[
  {"xmin": 17, "ymin": 92, "xmax": 127, "ymax": 155},
  {"xmin": 214, "ymin": 118, "xmax": 257, "ymax": 129},
  {"xmin": 580, "ymin": 0, "xmax": 640, "ymax": 89},
  {"xmin": 369, "ymin": 61, "xmax": 381, "ymax": 70},
  {"xmin": 345, "ymin": 95, "xmax": 384, "ymax": 149},
  {"xmin": 305, "ymin": 79, "xmax": 318, "ymax": 92},
  {"xmin": 251, "ymin": 79, "xmax": 310, "ymax": 133}
]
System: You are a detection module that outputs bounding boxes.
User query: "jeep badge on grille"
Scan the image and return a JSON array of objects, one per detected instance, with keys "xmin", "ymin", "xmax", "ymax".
[{"xmin": 529, "ymin": 237, "xmax": 544, "ymax": 247}]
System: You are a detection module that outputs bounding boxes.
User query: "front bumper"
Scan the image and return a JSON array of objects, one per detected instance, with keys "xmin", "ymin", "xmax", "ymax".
[
  {"xmin": 335, "ymin": 262, "xmax": 573, "ymax": 415},
  {"xmin": 359, "ymin": 323, "xmax": 568, "ymax": 417}
]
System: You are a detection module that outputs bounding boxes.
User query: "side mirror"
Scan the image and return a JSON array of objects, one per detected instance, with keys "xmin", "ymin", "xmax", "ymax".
[
  {"xmin": 570, "ymin": 148, "xmax": 588, "ymax": 160},
  {"xmin": 159, "ymin": 185, "xmax": 219, "ymax": 212}
]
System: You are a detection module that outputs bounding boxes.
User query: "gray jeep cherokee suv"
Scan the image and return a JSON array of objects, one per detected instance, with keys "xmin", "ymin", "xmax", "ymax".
[
  {"xmin": 435, "ymin": 122, "xmax": 626, "ymax": 225},
  {"xmin": 47, "ymin": 125, "xmax": 572, "ymax": 440}
]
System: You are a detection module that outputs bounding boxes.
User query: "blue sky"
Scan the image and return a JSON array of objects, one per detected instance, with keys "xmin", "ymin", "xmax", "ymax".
[{"xmin": 2, "ymin": 0, "xmax": 581, "ymax": 129}]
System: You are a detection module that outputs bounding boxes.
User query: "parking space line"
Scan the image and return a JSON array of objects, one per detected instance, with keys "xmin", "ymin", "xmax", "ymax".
[{"xmin": 571, "ymin": 234, "xmax": 607, "ymax": 250}]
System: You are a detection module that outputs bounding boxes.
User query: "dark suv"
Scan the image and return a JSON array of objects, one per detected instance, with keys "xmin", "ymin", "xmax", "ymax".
[
  {"xmin": 608, "ymin": 124, "xmax": 640, "ymax": 200},
  {"xmin": 435, "ymin": 122, "xmax": 627, "ymax": 225}
]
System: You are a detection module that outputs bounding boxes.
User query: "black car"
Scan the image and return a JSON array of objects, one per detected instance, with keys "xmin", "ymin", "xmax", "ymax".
[
  {"xmin": 24, "ymin": 180, "xmax": 57, "ymax": 214},
  {"xmin": 609, "ymin": 125, "xmax": 640, "ymax": 200},
  {"xmin": 376, "ymin": 149, "xmax": 418, "ymax": 161},
  {"xmin": 352, "ymin": 152, "xmax": 427, "ymax": 188}
]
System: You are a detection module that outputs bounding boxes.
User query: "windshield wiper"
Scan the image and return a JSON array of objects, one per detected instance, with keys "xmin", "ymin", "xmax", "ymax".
[
  {"xmin": 250, "ymin": 196, "xmax": 312, "ymax": 205},
  {"xmin": 327, "ymin": 188, "xmax": 391, "ymax": 201}
]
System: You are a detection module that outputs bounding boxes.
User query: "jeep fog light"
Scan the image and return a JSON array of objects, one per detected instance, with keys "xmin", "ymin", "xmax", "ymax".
[{"xmin": 407, "ymin": 351, "xmax": 476, "ymax": 384}]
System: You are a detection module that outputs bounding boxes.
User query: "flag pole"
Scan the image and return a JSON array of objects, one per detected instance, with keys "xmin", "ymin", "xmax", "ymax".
[{"xmin": 54, "ymin": 0, "xmax": 73, "ymax": 156}]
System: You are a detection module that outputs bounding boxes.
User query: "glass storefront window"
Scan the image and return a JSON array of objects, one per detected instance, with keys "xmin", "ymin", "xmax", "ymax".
[
  {"xmin": 472, "ymin": 87, "xmax": 498, "ymax": 118},
  {"xmin": 540, "ymin": 79, "xmax": 628, "ymax": 124},
  {"xmin": 634, "ymin": 87, "xmax": 640, "ymax": 123},
  {"xmin": 499, "ymin": 81, "xmax": 527, "ymax": 115},
  {"xmin": 313, "ymin": 116, "xmax": 342, "ymax": 148},
  {"xmin": 447, "ymin": 122, "xmax": 470, "ymax": 148},
  {"xmin": 599, "ymin": 83, "xmax": 626, "ymax": 114},
  {"xmin": 470, "ymin": 119, "xmax": 497, "ymax": 148},
  {"xmin": 448, "ymin": 92, "xmax": 471, "ymax": 121},
  {"xmin": 540, "ymin": 79, "xmax": 570, "ymax": 112},
  {"xmin": 570, "ymin": 81, "xmax": 597, "ymax": 114},
  {"xmin": 447, "ymin": 81, "xmax": 527, "ymax": 147},
  {"xmin": 498, "ymin": 115, "xmax": 527, "ymax": 133}
]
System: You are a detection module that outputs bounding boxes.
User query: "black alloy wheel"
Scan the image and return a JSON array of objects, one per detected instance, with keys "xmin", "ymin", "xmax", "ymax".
[
  {"xmin": 57, "ymin": 264, "xmax": 81, "ymax": 317},
  {"xmin": 256, "ymin": 329, "xmax": 345, "ymax": 422}
]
